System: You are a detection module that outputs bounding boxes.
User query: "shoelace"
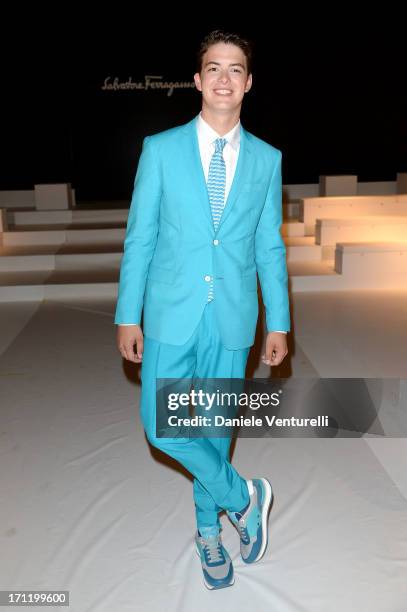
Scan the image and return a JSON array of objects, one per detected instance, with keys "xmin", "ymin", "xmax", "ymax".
[
  {"xmin": 236, "ymin": 517, "xmax": 250, "ymax": 545},
  {"xmin": 201, "ymin": 535, "xmax": 225, "ymax": 564}
]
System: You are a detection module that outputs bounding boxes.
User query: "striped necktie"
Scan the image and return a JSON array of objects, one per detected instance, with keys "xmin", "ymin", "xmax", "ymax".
[{"xmin": 206, "ymin": 137, "xmax": 227, "ymax": 302}]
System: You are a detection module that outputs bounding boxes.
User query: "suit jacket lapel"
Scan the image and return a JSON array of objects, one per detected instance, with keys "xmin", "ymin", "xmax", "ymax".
[
  {"xmin": 217, "ymin": 124, "xmax": 252, "ymax": 233},
  {"xmin": 182, "ymin": 117, "xmax": 214, "ymax": 229}
]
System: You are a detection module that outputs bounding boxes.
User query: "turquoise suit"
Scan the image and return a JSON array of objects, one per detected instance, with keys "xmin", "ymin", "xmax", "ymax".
[
  {"xmin": 115, "ymin": 115, "xmax": 290, "ymax": 533},
  {"xmin": 114, "ymin": 116, "xmax": 290, "ymax": 349}
]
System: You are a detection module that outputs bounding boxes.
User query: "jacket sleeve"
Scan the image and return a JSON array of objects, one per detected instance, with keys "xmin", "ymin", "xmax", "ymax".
[
  {"xmin": 114, "ymin": 136, "xmax": 161, "ymax": 324},
  {"xmin": 254, "ymin": 149, "xmax": 291, "ymax": 333}
]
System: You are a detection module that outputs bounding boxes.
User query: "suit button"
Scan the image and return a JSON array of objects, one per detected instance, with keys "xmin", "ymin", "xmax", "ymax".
[
  {"xmin": 204, "ymin": 275, "xmax": 211, "ymax": 282},
  {"xmin": 213, "ymin": 239, "xmax": 219, "ymax": 245}
]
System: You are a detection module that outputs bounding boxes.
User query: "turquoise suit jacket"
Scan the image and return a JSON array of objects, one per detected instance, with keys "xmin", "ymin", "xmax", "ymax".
[{"xmin": 114, "ymin": 115, "xmax": 290, "ymax": 350}]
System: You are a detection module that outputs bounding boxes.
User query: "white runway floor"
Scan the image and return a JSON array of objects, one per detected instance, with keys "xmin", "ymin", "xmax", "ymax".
[{"xmin": 1, "ymin": 290, "xmax": 407, "ymax": 611}]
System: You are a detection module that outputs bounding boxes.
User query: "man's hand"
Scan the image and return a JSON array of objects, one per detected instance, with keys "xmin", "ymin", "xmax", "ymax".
[
  {"xmin": 262, "ymin": 331, "xmax": 288, "ymax": 366},
  {"xmin": 117, "ymin": 325, "xmax": 144, "ymax": 363}
]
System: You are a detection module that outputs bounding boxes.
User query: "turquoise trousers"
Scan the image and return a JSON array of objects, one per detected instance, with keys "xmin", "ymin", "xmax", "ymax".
[{"xmin": 140, "ymin": 300, "xmax": 250, "ymax": 533}]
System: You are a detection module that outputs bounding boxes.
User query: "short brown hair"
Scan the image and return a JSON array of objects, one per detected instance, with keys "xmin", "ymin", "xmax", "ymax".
[{"xmin": 196, "ymin": 29, "xmax": 253, "ymax": 74}]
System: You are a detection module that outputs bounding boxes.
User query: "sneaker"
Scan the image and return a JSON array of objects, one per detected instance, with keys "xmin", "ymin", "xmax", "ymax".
[
  {"xmin": 227, "ymin": 478, "xmax": 273, "ymax": 564},
  {"xmin": 195, "ymin": 528, "xmax": 234, "ymax": 590}
]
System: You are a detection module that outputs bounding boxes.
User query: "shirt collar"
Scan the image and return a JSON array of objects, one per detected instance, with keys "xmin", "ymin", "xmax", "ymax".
[{"xmin": 197, "ymin": 112, "xmax": 240, "ymax": 151}]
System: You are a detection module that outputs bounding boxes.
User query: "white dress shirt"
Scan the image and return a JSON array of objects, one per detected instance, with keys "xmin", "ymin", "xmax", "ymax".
[
  {"xmin": 120, "ymin": 112, "xmax": 286, "ymax": 334},
  {"xmin": 196, "ymin": 111, "xmax": 240, "ymax": 202}
]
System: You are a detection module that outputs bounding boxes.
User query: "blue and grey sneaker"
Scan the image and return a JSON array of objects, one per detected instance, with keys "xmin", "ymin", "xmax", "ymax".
[
  {"xmin": 227, "ymin": 478, "xmax": 273, "ymax": 564},
  {"xmin": 195, "ymin": 527, "xmax": 234, "ymax": 590}
]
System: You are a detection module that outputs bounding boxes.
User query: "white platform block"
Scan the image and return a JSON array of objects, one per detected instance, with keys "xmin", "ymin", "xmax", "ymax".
[
  {"xmin": 315, "ymin": 216, "xmax": 407, "ymax": 246},
  {"xmin": 72, "ymin": 209, "xmax": 128, "ymax": 225},
  {"xmin": 0, "ymin": 282, "xmax": 118, "ymax": 302},
  {"xmin": 397, "ymin": 173, "xmax": 407, "ymax": 194},
  {"xmin": 43, "ymin": 282, "xmax": 117, "ymax": 300},
  {"xmin": 64, "ymin": 228, "xmax": 125, "ymax": 245},
  {"xmin": 7, "ymin": 208, "xmax": 128, "ymax": 228},
  {"xmin": 283, "ymin": 183, "xmax": 319, "ymax": 201},
  {"xmin": 286, "ymin": 244, "xmax": 322, "ymax": 262},
  {"xmin": 0, "ymin": 190, "xmax": 35, "ymax": 209},
  {"xmin": 281, "ymin": 221, "xmax": 305, "ymax": 237},
  {"xmin": 53, "ymin": 252, "xmax": 121, "ymax": 272},
  {"xmin": 0, "ymin": 285, "xmax": 45, "ymax": 302},
  {"xmin": 319, "ymin": 175, "xmax": 358, "ymax": 196},
  {"xmin": 335, "ymin": 242, "xmax": 407, "ymax": 286},
  {"xmin": 289, "ymin": 241, "xmax": 407, "ymax": 292},
  {"xmin": 2, "ymin": 230, "xmax": 66, "ymax": 247},
  {"xmin": 34, "ymin": 183, "xmax": 73, "ymax": 210},
  {"xmin": 0, "ymin": 254, "xmax": 55, "ymax": 272},
  {"xmin": 2, "ymin": 227, "xmax": 125, "ymax": 247},
  {"xmin": 357, "ymin": 181, "xmax": 397, "ymax": 195},
  {"xmin": 0, "ymin": 252, "xmax": 121, "ymax": 273},
  {"xmin": 9, "ymin": 210, "xmax": 73, "ymax": 227},
  {"xmin": 301, "ymin": 195, "xmax": 407, "ymax": 235},
  {"xmin": 283, "ymin": 202, "xmax": 301, "ymax": 219},
  {"xmin": 0, "ymin": 208, "xmax": 8, "ymax": 232}
]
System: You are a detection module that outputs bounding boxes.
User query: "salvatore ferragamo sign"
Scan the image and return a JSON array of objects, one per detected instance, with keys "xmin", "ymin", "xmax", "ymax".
[{"xmin": 102, "ymin": 76, "xmax": 196, "ymax": 97}]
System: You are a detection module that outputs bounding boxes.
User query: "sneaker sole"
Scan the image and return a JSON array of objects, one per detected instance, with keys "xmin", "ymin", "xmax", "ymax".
[
  {"xmin": 252, "ymin": 477, "xmax": 273, "ymax": 563},
  {"xmin": 195, "ymin": 546, "xmax": 235, "ymax": 590}
]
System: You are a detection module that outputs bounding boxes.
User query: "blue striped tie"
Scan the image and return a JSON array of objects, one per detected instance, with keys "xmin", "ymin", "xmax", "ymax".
[{"xmin": 207, "ymin": 137, "xmax": 227, "ymax": 302}]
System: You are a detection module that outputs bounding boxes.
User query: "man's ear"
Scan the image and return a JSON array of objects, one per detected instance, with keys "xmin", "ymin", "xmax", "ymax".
[
  {"xmin": 244, "ymin": 73, "xmax": 253, "ymax": 93},
  {"xmin": 194, "ymin": 73, "xmax": 202, "ymax": 91}
]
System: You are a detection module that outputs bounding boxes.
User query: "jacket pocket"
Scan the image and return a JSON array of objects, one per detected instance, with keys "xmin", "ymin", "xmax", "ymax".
[
  {"xmin": 240, "ymin": 181, "xmax": 267, "ymax": 193},
  {"xmin": 242, "ymin": 273, "xmax": 258, "ymax": 292},
  {"xmin": 147, "ymin": 265, "xmax": 177, "ymax": 285}
]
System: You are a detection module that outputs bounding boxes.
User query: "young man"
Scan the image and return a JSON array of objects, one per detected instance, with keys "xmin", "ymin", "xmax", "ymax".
[{"xmin": 115, "ymin": 30, "xmax": 290, "ymax": 590}]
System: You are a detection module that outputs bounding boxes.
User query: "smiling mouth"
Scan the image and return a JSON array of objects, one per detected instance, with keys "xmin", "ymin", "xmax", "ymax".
[{"xmin": 213, "ymin": 89, "xmax": 233, "ymax": 95}]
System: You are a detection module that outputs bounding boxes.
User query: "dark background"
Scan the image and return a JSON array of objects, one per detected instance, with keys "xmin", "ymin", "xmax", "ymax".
[{"xmin": 2, "ymin": 14, "xmax": 406, "ymax": 202}]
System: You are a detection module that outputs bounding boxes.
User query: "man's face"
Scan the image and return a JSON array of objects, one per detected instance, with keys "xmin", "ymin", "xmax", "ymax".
[{"xmin": 194, "ymin": 42, "xmax": 252, "ymax": 114}]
